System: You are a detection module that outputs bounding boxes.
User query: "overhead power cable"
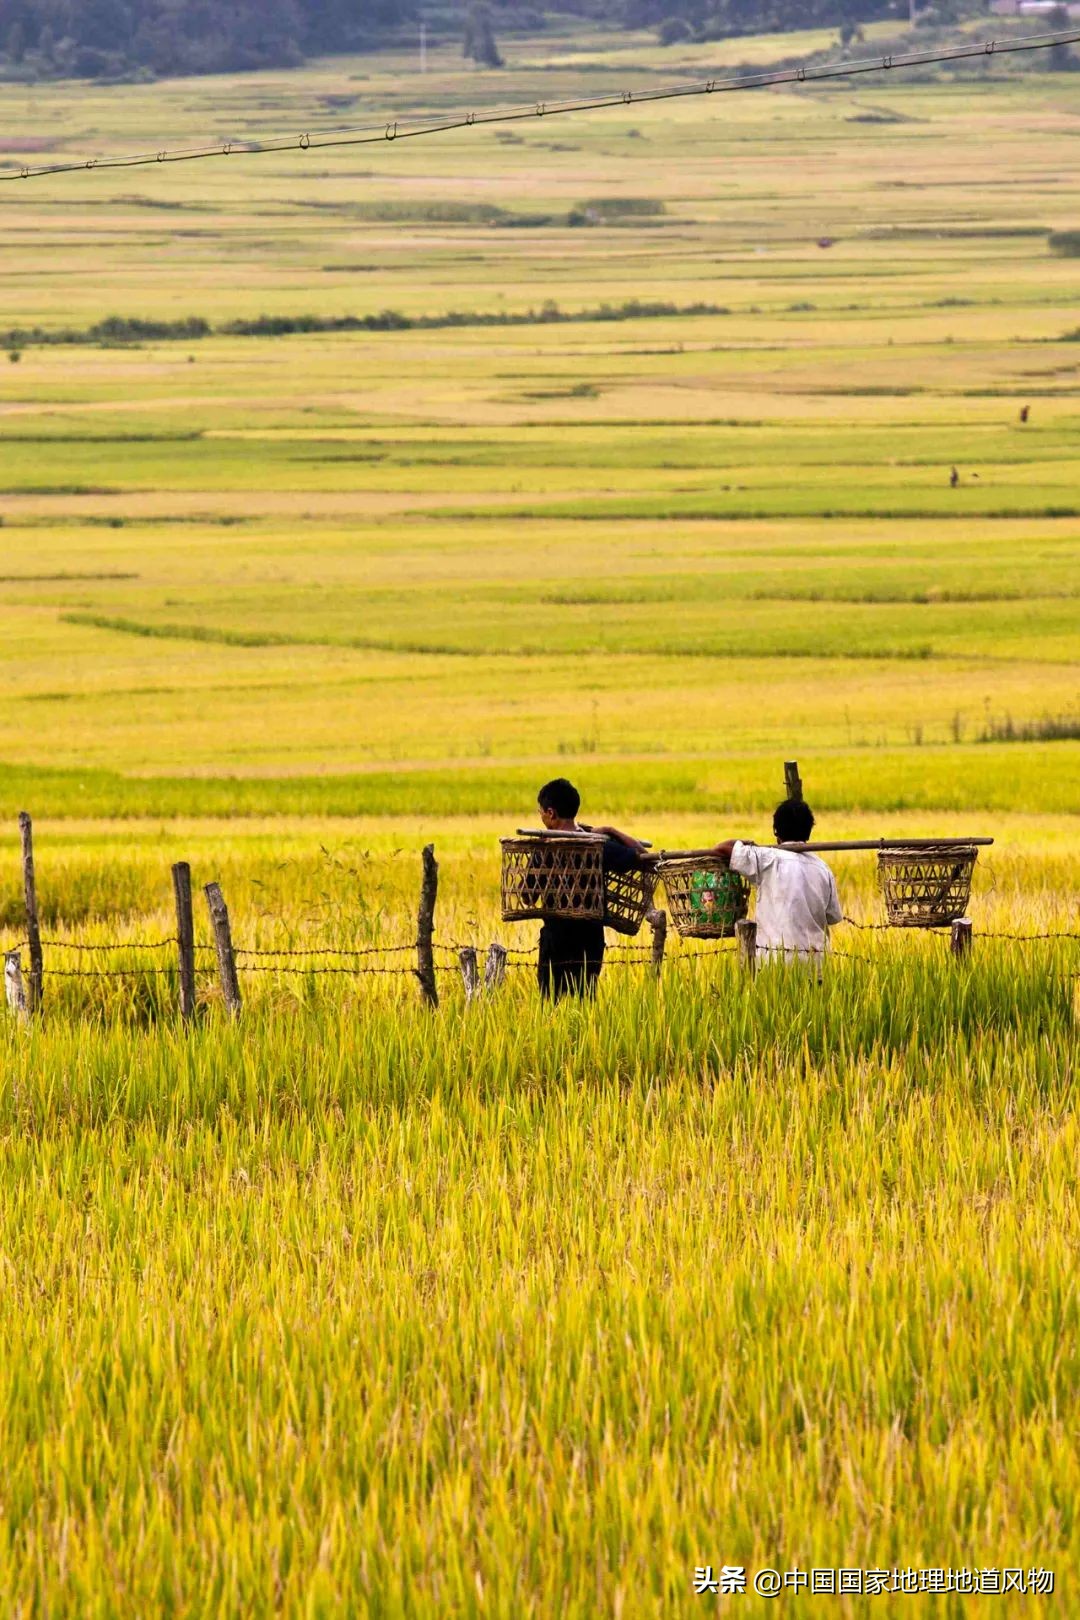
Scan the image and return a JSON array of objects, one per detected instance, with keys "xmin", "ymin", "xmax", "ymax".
[{"xmin": 3, "ymin": 28, "xmax": 1079, "ymax": 183}]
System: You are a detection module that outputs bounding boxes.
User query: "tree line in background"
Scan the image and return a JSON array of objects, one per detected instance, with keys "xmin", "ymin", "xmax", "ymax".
[
  {"xmin": 0, "ymin": 0, "xmax": 419, "ymax": 78},
  {"xmin": 0, "ymin": 0, "xmax": 1070, "ymax": 81}
]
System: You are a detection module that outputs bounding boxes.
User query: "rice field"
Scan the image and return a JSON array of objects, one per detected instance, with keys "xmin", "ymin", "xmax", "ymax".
[
  {"xmin": 0, "ymin": 821, "xmax": 1077, "ymax": 1615},
  {"xmin": 0, "ymin": 22, "xmax": 1078, "ymax": 1617}
]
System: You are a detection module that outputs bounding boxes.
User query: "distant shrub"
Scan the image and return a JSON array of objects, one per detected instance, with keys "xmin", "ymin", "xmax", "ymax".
[
  {"xmin": 979, "ymin": 712, "xmax": 1080, "ymax": 743},
  {"xmin": 92, "ymin": 315, "xmax": 212, "ymax": 343},
  {"xmin": 342, "ymin": 200, "xmax": 507, "ymax": 223},
  {"xmin": 463, "ymin": 3, "xmax": 503, "ymax": 66},
  {"xmin": 492, "ymin": 212, "xmax": 557, "ymax": 228},
  {"xmin": 1048, "ymin": 230, "xmax": 1080, "ymax": 257},
  {"xmin": 657, "ymin": 17, "xmax": 694, "ymax": 43},
  {"xmin": 2, "ymin": 297, "xmax": 733, "ymax": 353},
  {"xmin": 577, "ymin": 197, "xmax": 666, "ymax": 218}
]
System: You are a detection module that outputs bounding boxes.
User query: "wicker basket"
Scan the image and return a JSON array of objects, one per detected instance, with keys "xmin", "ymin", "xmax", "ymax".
[
  {"xmin": 877, "ymin": 845, "xmax": 977, "ymax": 927},
  {"xmin": 500, "ymin": 834, "xmax": 605, "ymax": 923},
  {"xmin": 658, "ymin": 856, "xmax": 750, "ymax": 940},
  {"xmin": 604, "ymin": 865, "xmax": 658, "ymax": 937}
]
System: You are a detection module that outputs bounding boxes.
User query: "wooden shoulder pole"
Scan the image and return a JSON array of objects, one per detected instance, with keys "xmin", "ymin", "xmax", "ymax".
[
  {"xmin": 18, "ymin": 812, "xmax": 43, "ymax": 1014},
  {"xmin": 204, "ymin": 881, "xmax": 242, "ymax": 1016},
  {"xmin": 172, "ymin": 861, "xmax": 196, "ymax": 1023},
  {"xmin": 416, "ymin": 844, "xmax": 439, "ymax": 1009}
]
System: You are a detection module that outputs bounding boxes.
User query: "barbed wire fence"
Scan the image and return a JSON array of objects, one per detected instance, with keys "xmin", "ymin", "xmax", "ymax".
[{"xmin": 3, "ymin": 815, "xmax": 1077, "ymax": 1026}]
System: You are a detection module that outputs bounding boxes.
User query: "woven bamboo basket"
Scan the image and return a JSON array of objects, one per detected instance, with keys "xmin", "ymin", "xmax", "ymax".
[
  {"xmin": 658, "ymin": 856, "xmax": 749, "ymax": 940},
  {"xmin": 500, "ymin": 834, "xmax": 605, "ymax": 924},
  {"xmin": 603, "ymin": 865, "xmax": 658, "ymax": 937},
  {"xmin": 877, "ymin": 845, "xmax": 977, "ymax": 927}
]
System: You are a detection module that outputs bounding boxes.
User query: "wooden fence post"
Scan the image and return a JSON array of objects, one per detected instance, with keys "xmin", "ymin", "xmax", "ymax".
[
  {"xmin": 416, "ymin": 844, "xmax": 439, "ymax": 1010},
  {"xmin": 647, "ymin": 907, "xmax": 667, "ymax": 980},
  {"xmin": 18, "ymin": 812, "xmax": 43, "ymax": 1014},
  {"xmin": 204, "ymin": 881, "xmax": 242, "ymax": 1016},
  {"xmin": 736, "ymin": 918, "xmax": 758, "ymax": 975},
  {"xmin": 4, "ymin": 950, "xmax": 28, "ymax": 1027},
  {"xmin": 484, "ymin": 943, "xmax": 507, "ymax": 995},
  {"xmin": 172, "ymin": 861, "xmax": 196, "ymax": 1023},
  {"xmin": 458, "ymin": 946, "xmax": 479, "ymax": 1004},
  {"xmin": 951, "ymin": 917, "xmax": 973, "ymax": 958},
  {"xmin": 784, "ymin": 761, "xmax": 803, "ymax": 802}
]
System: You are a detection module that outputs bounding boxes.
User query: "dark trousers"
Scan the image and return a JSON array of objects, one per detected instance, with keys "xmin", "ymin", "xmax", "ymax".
[{"xmin": 538, "ymin": 919, "xmax": 605, "ymax": 1002}]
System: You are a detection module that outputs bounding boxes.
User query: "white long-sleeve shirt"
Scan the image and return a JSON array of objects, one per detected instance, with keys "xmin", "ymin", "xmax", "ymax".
[{"xmin": 729, "ymin": 841, "xmax": 842, "ymax": 962}]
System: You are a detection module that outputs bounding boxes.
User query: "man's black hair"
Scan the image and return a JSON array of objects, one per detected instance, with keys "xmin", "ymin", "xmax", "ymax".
[
  {"xmin": 538, "ymin": 777, "xmax": 581, "ymax": 819},
  {"xmin": 773, "ymin": 798, "xmax": 815, "ymax": 843}
]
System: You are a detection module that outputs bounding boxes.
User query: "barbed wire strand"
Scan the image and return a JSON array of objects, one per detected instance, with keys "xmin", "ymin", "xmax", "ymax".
[
  {"xmin": 5, "ymin": 923, "xmax": 1075, "ymax": 991},
  {"xmin": 4, "ymin": 29, "xmax": 1078, "ymax": 183},
  {"xmin": 9, "ymin": 927, "xmax": 1080, "ymax": 959},
  {"xmin": 42, "ymin": 945, "xmax": 1077, "ymax": 981},
  {"xmin": 233, "ymin": 942, "xmax": 423, "ymax": 958},
  {"xmin": 238, "ymin": 963, "xmax": 425, "ymax": 977},
  {"xmin": 977, "ymin": 930, "xmax": 1080, "ymax": 943},
  {"xmin": 41, "ymin": 936, "xmax": 178, "ymax": 951},
  {"xmin": 34, "ymin": 937, "xmax": 460, "ymax": 958},
  {"xmin": 46, "ymin": 965, "xmax": 177, "ymax": 978}
]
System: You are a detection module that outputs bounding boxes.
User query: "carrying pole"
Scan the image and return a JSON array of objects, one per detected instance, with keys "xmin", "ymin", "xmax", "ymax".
[{"xmin": 661, "ymin": 837, "xmax": 994, "ymax": 860}]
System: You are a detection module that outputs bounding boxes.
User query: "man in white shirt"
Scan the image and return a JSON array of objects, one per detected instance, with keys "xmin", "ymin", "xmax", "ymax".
[{"xmin": 713, "ymin": 799, "xmax": 842, "ymax": 966}]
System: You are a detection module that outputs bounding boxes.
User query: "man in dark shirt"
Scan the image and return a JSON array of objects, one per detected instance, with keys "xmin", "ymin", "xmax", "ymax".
[{"xmin": 535, "ymin": 777, "xmax": 648, "ymax": 1002}]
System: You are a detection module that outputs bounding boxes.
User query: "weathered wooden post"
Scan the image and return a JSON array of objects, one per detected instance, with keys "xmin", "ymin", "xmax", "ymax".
[
  {"xmin": 484, "ymin": 942, "xmax": 507, "ymax": 995},
  {"xmin": 736, "ymin": 918, "xmax": 758, "ymax": 975},
  {"xmin": 647, "ymin": 907, "xmax": 667, "ymax": 980},
  {"xmin": 204, "ymin": 881, "xmax": 242, "ymax": 1016},
  {"xmin": 172, "ymin": 861, "xmax": 197, "ymax": 1023},
  {"xmin": 18, "ymin": 812, "xmax": 43, "ymax": 1014},
  {"xmin": 458, "ymin": 946, "xmax": 479, "ymax": 1004},
  {"xmin": 416, "ymin": 844, "xmax": 439, "ymax": 1010},
  {"xmin": 4, "ymin": 950, "xmax": 28, "ymax": 1027},
  {"xmin": 951, "ymin": 917, "xmax": 973, "ymax": 958},
  {"xmin": 784, "ymin": 761, "xmax": 803, "ymax": 802}
]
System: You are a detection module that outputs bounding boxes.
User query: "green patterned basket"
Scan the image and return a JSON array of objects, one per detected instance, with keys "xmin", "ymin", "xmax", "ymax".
[{"xmin": 658, "ymin": 857, "xmax": 750, "ymax": 940}]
